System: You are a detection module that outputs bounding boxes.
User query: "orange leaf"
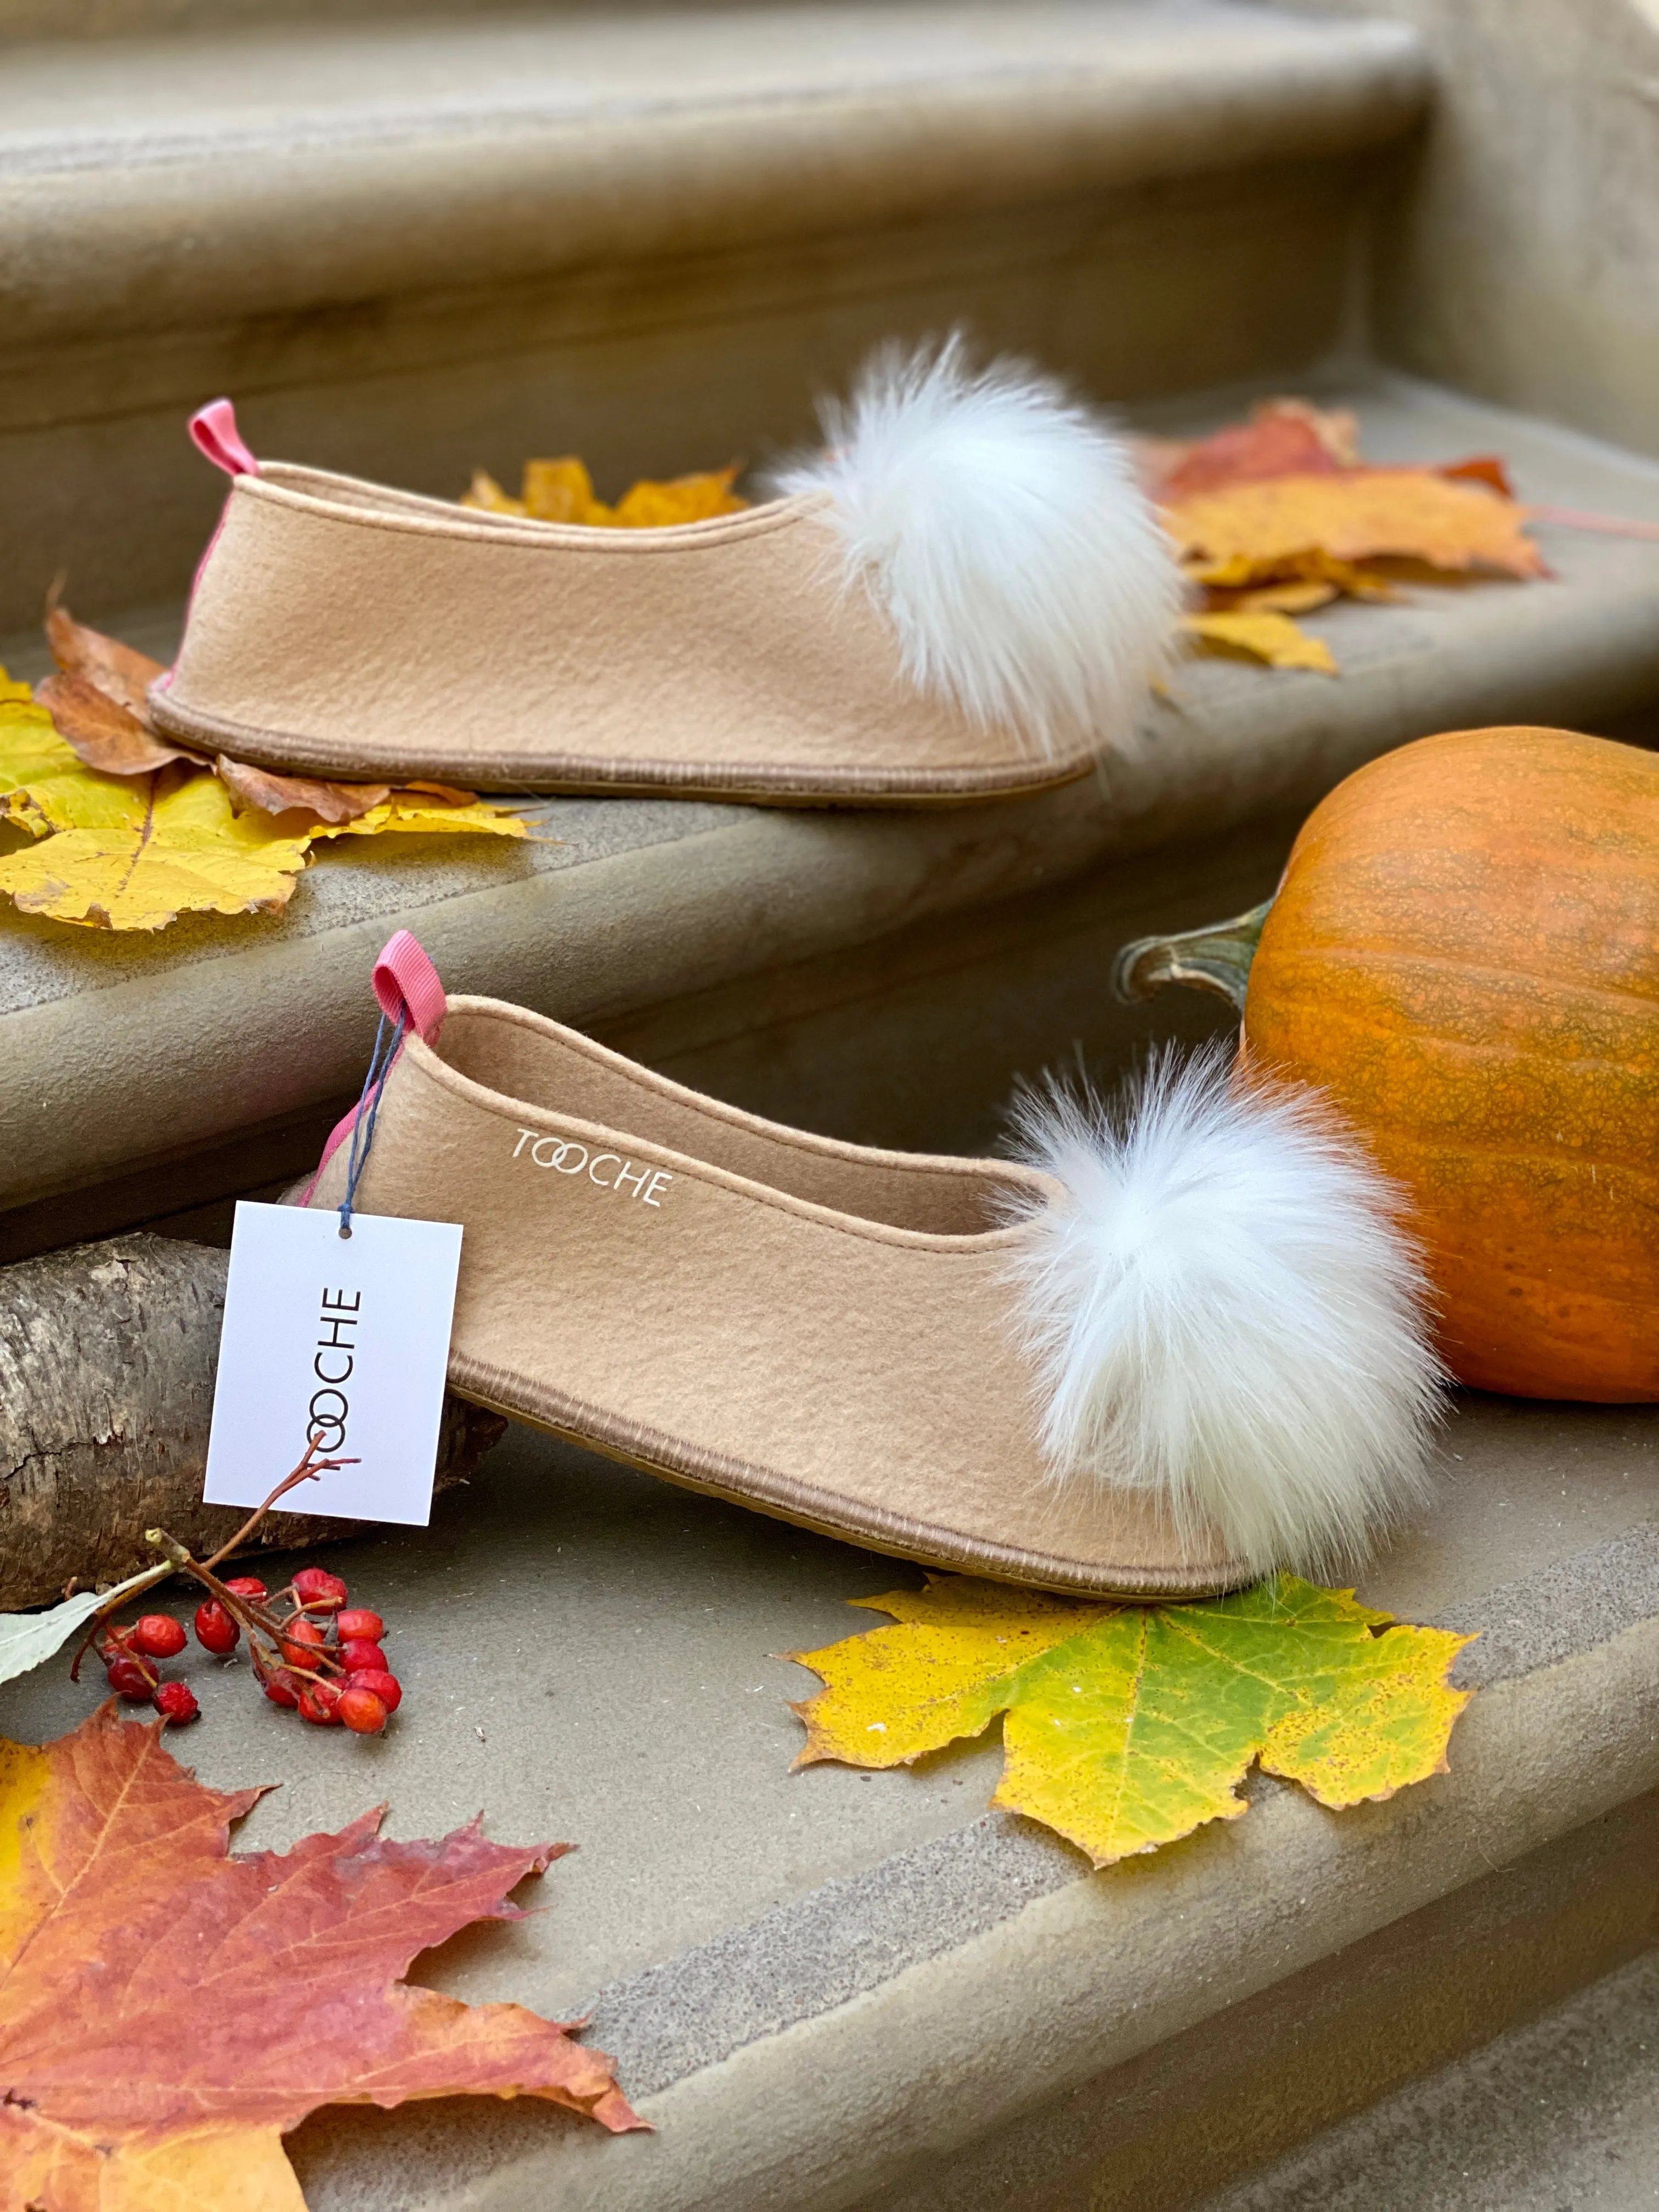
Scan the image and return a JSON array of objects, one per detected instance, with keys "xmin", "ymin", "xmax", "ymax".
[
  {"xmin": 0, "ymin": 1708, "xmax": 643, "ymax": 2210},
  {"xmin": 1440, "ymin": 453, "xmax": 1516, "ymax": 498},
  {"xmin": 37, "ymin": 672, "xmax": 204, "ymax": 777},
  {"xmin": 216, "ymin": 753, "xmax": 392, "ymax": 823},
  {"xmin": 1166, "ymin": 470, "xmax": 1544, "ymax": 582},
  {"xmin": 46, "ymin": 602, "xmax": 168, "ymax": 725}
]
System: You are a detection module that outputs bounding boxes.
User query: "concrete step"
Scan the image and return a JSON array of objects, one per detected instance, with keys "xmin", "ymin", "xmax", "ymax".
[
  {"xmin": 0, "ymin": 0, "xmax": 905, "ymax": 43},
  {"xmin": 4, "ymin": 369, "xmax": 1659, "ymax": 1258},
  {"xmin": 1201, "ymin": 1947, "xmax": 1659, "ymax": 2212},
  {"xmin": 0, "ymin": 0, "xmax": 1427, "ymax": 631},
  {"xmin": 2, "ymin": 1361, "xmax": 1655, "ymax": 2208},
  {"xmin": 3, "ymin": 0, "xmax": 733, "ymax": 40}
]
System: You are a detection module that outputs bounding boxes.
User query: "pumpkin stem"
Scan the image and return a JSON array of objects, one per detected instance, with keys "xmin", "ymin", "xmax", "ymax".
[{"xmin": 1111, "ymin": 900, "xmax": 1273, "ymax": 1014}]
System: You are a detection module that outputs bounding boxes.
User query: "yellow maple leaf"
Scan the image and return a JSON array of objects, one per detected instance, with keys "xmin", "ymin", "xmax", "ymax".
[
  {"xmin": 1, "ymin": 674, "xmax": 526, "ymax": 932},
  {"xmin": 461, "ymin": 457, "xmax": 748, "ymax": 528},
  {"xmin": 0, "ymin": 763, "xmax": 315, "ymax": 930},
  {"xmin": 1166, "ymin": 469, "xmax": 1543, "ymax": 584},
  {"xmin": 611, "ymin": 468, "xmax": 747, "ymax": 527},
  {"xmin": 459, "ymin": 469, "xmax": 527, "ymax": 517},
  {"xmin": 1182, "ymin": 610, "xmax": 1339, "ymax": 674},
  {"xmin": 791, "ymin": 1574, "xmax": 1472, "ymax": 1866},
  {"xmin": 315, "ymin": 792, "xmax": 533, "ymax": 840},
  {"xmin": 1, "ymin": 690, "xmax": 160, "ymax": 838},
  {"xmin": 523, "ymin": 456, "xmax": 607, "ymax": 524}
]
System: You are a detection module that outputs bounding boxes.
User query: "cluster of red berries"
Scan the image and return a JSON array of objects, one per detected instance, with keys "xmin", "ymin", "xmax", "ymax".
[
  {"xmin": 101, "ymin": 1613, "xmax": 204, "ymax": 1726},
  {"xmin": 99, "ymin": 1562, "xmax": 403, "ymax": 1736},
  {"xmin": 239, "ymin": 1565, "xmax": 404, "ymax": 1733}
]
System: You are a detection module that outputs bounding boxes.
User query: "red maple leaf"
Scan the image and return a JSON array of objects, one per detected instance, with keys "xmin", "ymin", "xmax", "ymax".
[{"xmin": 0, "ymin": 1706, "xmax": 641, "ymax": 2210}]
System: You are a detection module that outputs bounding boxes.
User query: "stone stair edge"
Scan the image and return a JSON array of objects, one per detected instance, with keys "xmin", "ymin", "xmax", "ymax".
[
  {"xmin": 1200, "ymin": 1942, "xmax": 1659, "ymax": 2212},
  {"xmin": 0, "ymin": 4, "xmax": 1428, "ymax": 349},
  {"xmin": 0, "ymin": 0, "xmax": 808, "ymax": 43},
  {"xmin": 287, "ymin": 1529, "xmax": 1659, "ymax": 2209},
  {"xmin": 6, "ymin": 370, "xmax": 1659, "ymax": 1223}
]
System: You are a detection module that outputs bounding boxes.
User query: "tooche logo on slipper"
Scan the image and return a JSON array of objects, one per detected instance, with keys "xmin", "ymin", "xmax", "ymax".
[{"xmin": 512, "ymin": 1128, "xmax": 673, "ymax": 1206}]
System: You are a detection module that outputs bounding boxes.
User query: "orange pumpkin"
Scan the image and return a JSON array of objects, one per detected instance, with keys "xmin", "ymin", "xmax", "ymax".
[{"xmin": 1117, "ymin": 726, "xmax": 1659, "ymax": 1401}]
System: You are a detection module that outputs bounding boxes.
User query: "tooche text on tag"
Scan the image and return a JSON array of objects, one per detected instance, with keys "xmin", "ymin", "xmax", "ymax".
[{"xmin": 307, "ymin": 1287, "xmax": 360, "ymax": 1452}]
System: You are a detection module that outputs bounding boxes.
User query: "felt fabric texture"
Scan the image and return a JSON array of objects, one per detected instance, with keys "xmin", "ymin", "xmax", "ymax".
[
  {"xmin": 301, "ymin": 995, "xmax": 1245, "ymax": 1596},
  {"xmin": 150, "ymin": 462, "xmax": 1105, "ymax": 803}
]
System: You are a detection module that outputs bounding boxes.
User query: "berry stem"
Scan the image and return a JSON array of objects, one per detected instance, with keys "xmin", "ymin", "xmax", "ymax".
[
  {"xmin": 66, "ymin": 1561, "xmax": 172, "ymax": 1683},
  {"xmin": 72, "ymin": 1443, "xmax": 353, "ymax": 1684},
  {"xmin": 144, "ymin": 1444, "xmax": 358, "ymax": 1673},
  {"xmin": 200, "ymin": 1443, "xmax": 353, "ymax": 1573}
]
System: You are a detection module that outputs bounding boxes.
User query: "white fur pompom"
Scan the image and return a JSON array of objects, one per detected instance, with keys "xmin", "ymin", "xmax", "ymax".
[
  {"xmin": 1002, "ymin": 1047, "xmax": 1443, "ymax": 1578},
  {"xmin": 771, "ymin": 336, "xmax": 1183, "ymax": 758}
]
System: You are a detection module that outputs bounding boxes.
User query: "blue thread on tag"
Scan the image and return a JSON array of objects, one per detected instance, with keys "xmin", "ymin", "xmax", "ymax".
[{"xmin": 338, "ymin": 1008, "xmax": 408, "ymax": 1239}]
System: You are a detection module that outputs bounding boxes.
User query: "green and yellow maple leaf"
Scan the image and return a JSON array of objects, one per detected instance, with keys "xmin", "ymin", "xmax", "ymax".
[{"xmin": 791, "ymin": 1574, "xmax": 1473, "ymax": 1866}]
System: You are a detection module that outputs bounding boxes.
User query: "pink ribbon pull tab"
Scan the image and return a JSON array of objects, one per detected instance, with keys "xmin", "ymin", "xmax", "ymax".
[
  {"xmin": 189, "ymin": 398, "xmax": 259, "ymax": 477},
  {"xmin": 373, "ymin": 930, "xmax": 447, "ymax": 1045},
  {"xmin": 298, "ymin": 933, "xmax": 446, "ymax": 1204}
]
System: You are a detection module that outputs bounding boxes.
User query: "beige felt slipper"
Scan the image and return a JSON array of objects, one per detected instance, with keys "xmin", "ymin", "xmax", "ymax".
[
  {"xmin": 150, "ymin": 340, "xmax": 1183, "ymax": 806},
  {"xmin": 292, "ymin": 934, "xmax": 1443, "ymax": 1596}
]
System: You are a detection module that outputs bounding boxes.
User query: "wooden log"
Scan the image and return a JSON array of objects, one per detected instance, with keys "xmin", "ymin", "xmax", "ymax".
[{"xmin": 0, "ymin": 1234, "xmax": 505, "ymax": 1611}]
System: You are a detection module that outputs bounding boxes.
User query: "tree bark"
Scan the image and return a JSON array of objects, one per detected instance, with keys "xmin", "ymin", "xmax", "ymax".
[{"xmin": 0, "ymin": 1234, "xmax": 505, "ymax": 1611}]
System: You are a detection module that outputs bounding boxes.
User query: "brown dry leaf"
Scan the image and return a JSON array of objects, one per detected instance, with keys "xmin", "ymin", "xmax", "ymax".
[
  {"xmin": 37, "ymin": 671, "xmax": 204, "ymax": 776},
  {"xmin": 0, "ymin": 1705, "xmax": 641, "ymax": 2211},
  {"xmin": 216, "ymin": 753, "xmax": 392, "ymax": 824},
  {"xmin": 39, "ymin": 608, "xmax": 494, "ymax": 824},
  {"xmin": 46, "ymin": 602, "xmax": 169, "ymax": 724},
  {"xmin": 405, "ymin": 779, "xmax": 488, "ymax": 805},
  {"xmin": 1183, "ymin": 609, "xmax": 1338, "ymax": 674},
  {"xmin": 1167, "ymin": 470, "xmax": 1543, "ymax": 584}
]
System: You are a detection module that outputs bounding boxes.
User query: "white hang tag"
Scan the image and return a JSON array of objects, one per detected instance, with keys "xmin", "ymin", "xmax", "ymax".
[{"xmin": 203, "ymin": 1201, "xmax": 464, "ymax": 1526}]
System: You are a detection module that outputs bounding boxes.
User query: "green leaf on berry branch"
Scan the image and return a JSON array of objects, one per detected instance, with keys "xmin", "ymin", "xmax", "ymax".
[
  {"xmin": 0, "ymin": 1705, "xmax": 643, "ymax": 2211},
  {"xmin": 0, "ymin": 1562, "xmax": 170, "ymax": 1690}
]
